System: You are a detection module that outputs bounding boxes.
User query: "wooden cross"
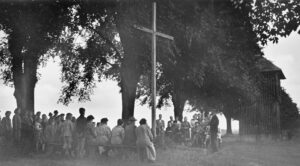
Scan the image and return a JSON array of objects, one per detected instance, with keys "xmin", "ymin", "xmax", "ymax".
[{"xmin": 134, "ymin": 2, "xmax": 174, "ymax": 137}]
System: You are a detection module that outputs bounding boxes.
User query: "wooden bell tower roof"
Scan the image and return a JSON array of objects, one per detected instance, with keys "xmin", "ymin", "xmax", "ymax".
[{"xmin": 256, "ymin": 57, "xmax": 286, "ymax": 80}]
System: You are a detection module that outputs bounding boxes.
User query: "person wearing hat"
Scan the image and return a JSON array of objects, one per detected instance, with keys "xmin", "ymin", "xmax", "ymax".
[
  {"xmin": 123, "ymin": 117, "xmax": 137, "ymax": 148},
  {"xmin": 136, "ymin": 118, "xmax": 156, "ymax": 163},
  {"xmin": 95, "ymin": 117, "xmax": 111, "ymax": 156}
]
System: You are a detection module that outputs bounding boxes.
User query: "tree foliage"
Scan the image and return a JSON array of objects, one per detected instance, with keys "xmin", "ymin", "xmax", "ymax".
[
  {"xmin": 234, "ymin": 0, "xmax": 300, "ymax": 45},
  {"xmin": 136, "ymin": 0, "xmax": 262, "ymax": 120},
  {"xmin": 0, "ymin": 0, "xmax": 299, "ymax": 123},
  {"xmin": 0, "ymin": 0, "xmax": 75, "ymax": 111}
]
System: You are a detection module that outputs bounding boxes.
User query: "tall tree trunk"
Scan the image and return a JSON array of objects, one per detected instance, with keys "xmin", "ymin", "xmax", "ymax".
[
  {"xmin": 23, "ymin": 54, "xmax": 38, "ymax": 113},
  {"xmin": 172, "ymin": 80, "xmax": 186, "ymax": 121},
  {"xmin": 224, "ymin": 112, "xmax": 233, "ymax": 135},
  {"xmin": 8, "ymin": 31, "xmax": 25, "ymax": 113},
  {"xmin": 8, "ymin": 31, "xmax": 39, "ymax": 115},
  {"xmin": 120, "ymin": 61, "xmax": 140, "ymax": 120},
  {"xmin": 116, "ymin": 2, "xmax": 145, "ymax": 120},
  {"xmin": 118, "ymin": 26, "xmax": 141, "ymax": 120}
]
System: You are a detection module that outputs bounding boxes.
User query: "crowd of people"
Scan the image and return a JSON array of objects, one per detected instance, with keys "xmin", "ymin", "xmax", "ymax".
[
  {"xmin": 0, "ymin": 108, "xmax": 156, "ymax": 162},
  {"xmin": 156, "ymin": 112, "xmax": 221, "ymax": 152},
  {"xmin": 0, "ymin": 107, "xmax": 221, "ymax": 163}
]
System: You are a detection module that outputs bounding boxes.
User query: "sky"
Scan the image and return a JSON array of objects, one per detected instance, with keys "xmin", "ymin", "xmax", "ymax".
[
  {"xmin": 0, "ymin": 32, "xmax": 299, "ymax": 131},
  {"xmin": 263, "ymin": 31, "xmax": 300, "ymax": 107}
]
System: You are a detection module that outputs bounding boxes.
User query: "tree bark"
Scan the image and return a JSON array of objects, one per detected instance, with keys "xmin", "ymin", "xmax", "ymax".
[
  {"xmin": 8, "ymin": 30, "xmax": 39, "ymax": 115},
  {"xmin": 120, "ymin": 61, "xmax": 140, "ymax": 120},
  {"xmin": 224, "ymin": 112, "xmax": 233, "ymax": 135},
  {"xmin": 8, "ymin": 31, "xmax": 25, "ymax": 113},
  {"xmin": 116, "ymin": 2, "xmax": 145, "ymax": 120},
  {"xmin": 172, "ymin": 80, "xmax": 186, "ymax": 121},
  {"xmin": 23, "ymin": 54, "xmax": 38, "ymax": 113}
]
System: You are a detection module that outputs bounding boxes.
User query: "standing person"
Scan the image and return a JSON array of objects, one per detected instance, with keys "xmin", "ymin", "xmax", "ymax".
[
  {"xmin": 75, "ymin": 107, "xmax": 87, "ymax": 158},
  {"xmin": 192, "ymin": 122, "xmax": 200, "ymax": 146},
  {"xmin": 34, "ymin": 114, "xmax": 43, "ymax": 153},
  {"xmin": 41, "ymin": 114, "xmax": 48, "ymax": 151},
  {"xmin": 172, "ymin": 116, "xmax": 182, "ymax": 143},
  {"xmin": 48, "ymin": 112, "xmax": 53, "ymax": 121},
  {"xmin": 174, "ymin": 116, "xmax": 181, "ymax": 129},
  {"xmin": 111, "ymin": 119, "xmax": 125, "ymax": 145},
  {"xmin": 111, "ymin": 119, "xmax": 125, "ymax": 156},
  {"xmin": 182, "ymin": 117, "xmax": 191, "ymax": 142},
  {"xmin": 168, "ymin": 116, "xmax": 174, "ymax": 126},
  {"xmin": 54, "ymin": 116, "xmax": 63, "ymax": 146},
  {"xmin": 190, "ymin": 114, "xmax": 198, "ymax": 128},
  {"xmin": 85, "ymin": 115, "xmax": 97, "ymax": 158},
  {"xmin": 13, "ymin": 108, "xmax": 22, "ymax": 146},
  {"xmin": 35, "ymin": 112, "xmax": 42, "ymax": 123},
  {"xmin": 136, "ymin": 118, "xmax": 156, "ymax": 163},
  {"xmin": 165, "ymin": 121, "xmax": 173, "ymax": 139},
  {"xmin": 156, "ymin": 114, "xmax": 165, "ymax": 148},
  {"xmin": 21, "ymin": 111, "xmax": 34, "ymax": 153},
  {"xmin": 44, "ymin": 119, "xmax": 57, "ymax": 155},
  {"xmin": 53, "ymin": 110, "xmax": 59, "ymax": 119},
  {"xmin": 123, "ymin": 117, "xmax": 137, "ymax": 148},
  {"xmin": 61, "ymin": 114, "xmax": 65, "ymax": 122},
  {"xmin": 2, "ymin": 111, "xmax": 12, "ymax": 142},
  {"xmin": 96, "ymin": 118, "xmax": 111, "ymax": 156},
  {"xmin": 71, "ymin": 116, "xmax": 76, "ymax": 123},
  {"xmin": 210, "ymin": 112, "xmax": 219, "ymax": 153},
  {"xmin": 190, "ymin": 114, "xmax": 198, "ymax": 140},
  {"xmin": 61, "ymin": 113, "xmax": 74, "ymax": 156},
  {"xmin": 41, "ymin": 114, "xmax": 48, "ymax": 129}
]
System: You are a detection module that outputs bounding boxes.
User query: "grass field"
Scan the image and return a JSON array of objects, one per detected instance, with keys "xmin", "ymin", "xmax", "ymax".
[{"xmin": 0, "ymin": 135, "xmax": 299, "ymax": 166}]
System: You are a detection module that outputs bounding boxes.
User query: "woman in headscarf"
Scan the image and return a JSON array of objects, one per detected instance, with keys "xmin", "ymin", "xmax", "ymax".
[{"xmin": 135, "ymin": 118, "xmax": 156, "ymax": 163}]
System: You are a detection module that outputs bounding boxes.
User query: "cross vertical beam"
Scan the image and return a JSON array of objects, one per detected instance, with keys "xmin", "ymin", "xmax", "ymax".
[
  {"xmin": 151, "ymin": 2, "xmax": 157, "ymax": 138},
  {"xmin": 134, "ymin": 2, "xmax": 174, "ymax": 138}
]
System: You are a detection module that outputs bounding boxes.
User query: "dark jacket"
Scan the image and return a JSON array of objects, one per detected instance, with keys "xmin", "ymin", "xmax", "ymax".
[
  {"xmin": 210, "ymin": 115, "xmax": 219, "ymax": 133},
  {"xmin": 76, "ymin": 115, "xmax": 87, "ymax": 134}
]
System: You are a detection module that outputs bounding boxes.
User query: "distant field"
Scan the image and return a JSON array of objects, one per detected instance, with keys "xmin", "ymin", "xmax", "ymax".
[{"xmin": 0, "ymin": 136, "xmax": 299, "ymax": 166}]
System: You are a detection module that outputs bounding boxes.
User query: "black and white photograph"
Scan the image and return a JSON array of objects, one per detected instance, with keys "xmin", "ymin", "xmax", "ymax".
[{"xmin": 0, "ymin": 0, "xmax": 299, "ymax": 165}]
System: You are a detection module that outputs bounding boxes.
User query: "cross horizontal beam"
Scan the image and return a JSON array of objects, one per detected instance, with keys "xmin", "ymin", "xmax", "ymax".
[{"xmin": 133, "ymin": 25, "xmax": 174, "ymax": 41}]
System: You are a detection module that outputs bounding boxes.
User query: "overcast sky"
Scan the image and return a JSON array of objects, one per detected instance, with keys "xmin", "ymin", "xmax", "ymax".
[{"xmin": 0, "ymin": 32, "xmax": 299, "ymax": 130}]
